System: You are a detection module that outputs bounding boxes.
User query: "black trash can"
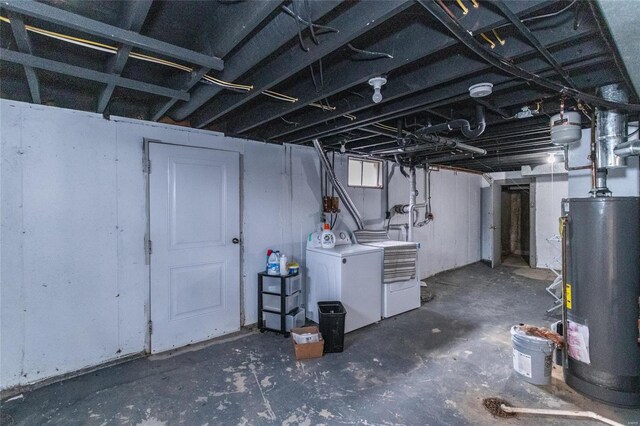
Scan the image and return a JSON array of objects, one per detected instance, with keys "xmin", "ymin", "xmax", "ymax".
[{"xmin": 317, "ymin": 301, "xmax": 347, "ymax": 353}]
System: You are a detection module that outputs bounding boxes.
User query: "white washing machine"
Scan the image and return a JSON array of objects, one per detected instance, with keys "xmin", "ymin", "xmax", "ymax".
[{"xmin": 306, "ymin": 232, "xmax": 383, "ymax": 333}]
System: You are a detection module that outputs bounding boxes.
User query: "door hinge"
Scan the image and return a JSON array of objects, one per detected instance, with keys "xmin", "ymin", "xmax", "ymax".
[
  {"xmin": 148, "ymin": 320, "xmax": 153, "ymax": 334},
  {"xmin": 146, "ymin": 239, "xmax": 153, "ymax": 255},
  {"xmin": 143, "ymin": 158, "xmax": 151, "ymax": 174}
]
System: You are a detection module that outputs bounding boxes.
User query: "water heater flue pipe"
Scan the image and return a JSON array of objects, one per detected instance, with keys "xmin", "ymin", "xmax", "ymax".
[
  {"xmin": 614, "ymin": 140, "xmax": 640, "ymax": 157},
  {"xmin": 313, "ymin": 139, "xmax": 365, "ymax": 230}
]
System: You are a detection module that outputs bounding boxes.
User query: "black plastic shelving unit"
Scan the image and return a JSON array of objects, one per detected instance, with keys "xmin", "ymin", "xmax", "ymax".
[{"xmin": 257, "ymin": 272, "xmax": 300, "ymax": 337}]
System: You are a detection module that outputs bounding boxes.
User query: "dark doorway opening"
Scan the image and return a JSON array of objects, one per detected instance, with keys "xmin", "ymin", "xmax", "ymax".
[{"xmin": 500, "ymin": 184, "xmax": 530, "ymax": 267}]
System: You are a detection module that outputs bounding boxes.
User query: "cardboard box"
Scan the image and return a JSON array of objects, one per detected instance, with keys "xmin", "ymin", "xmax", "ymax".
[{"xmin": 291, "ymin": 326, "xmax": 324, "ymax": 360}]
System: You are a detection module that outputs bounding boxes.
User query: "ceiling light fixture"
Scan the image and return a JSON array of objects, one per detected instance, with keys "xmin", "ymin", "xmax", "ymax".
[{"xmin": 368, "ymin": 77, "xmax": 387, "ymax": 103}]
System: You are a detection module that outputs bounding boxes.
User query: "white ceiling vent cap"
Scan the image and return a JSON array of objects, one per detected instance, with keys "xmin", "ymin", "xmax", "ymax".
[{"xmin": 469, "ymin": 82, "xmax": 493, "ymax": 98}]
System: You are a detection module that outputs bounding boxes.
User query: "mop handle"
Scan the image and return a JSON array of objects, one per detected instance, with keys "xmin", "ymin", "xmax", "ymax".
[{"xmin": 500, "ymin": 405, "xmax": 623, "ymax": 426}]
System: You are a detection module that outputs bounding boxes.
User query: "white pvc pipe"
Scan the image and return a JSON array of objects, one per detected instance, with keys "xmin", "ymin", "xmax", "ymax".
[{"xmin": 408, "ymin": 167, "xmax": 417, "ymax": 242}]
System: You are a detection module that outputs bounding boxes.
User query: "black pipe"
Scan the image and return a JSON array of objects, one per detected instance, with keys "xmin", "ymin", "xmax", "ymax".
[
  {"xmin": 417, "ymin": 0, "xmax": 640, "ymax": 112},
  {"xmin": 494, "ymin": 0, "xmax": 577, "ymax": 90},
  {"xmin": 415, "ymin": 105, "xmax": 486, "ymax": 139}
]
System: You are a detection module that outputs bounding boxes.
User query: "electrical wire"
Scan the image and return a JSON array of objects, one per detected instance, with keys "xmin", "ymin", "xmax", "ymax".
[
  {"xmin": 0, "ymin": 15, "xmax": 254, "ymax": 90},
  {"xmin": 263, "ymin": 90, "xmax": 298, "ymax": 102},
  {"xmin": 280, "ymin": 5, "xmax": 339, "ymax": 35},
  {"xmin": 423, "ymin": 2, "xmax": 640, "ymax": 112},
  {"xmin": 310, "ymin": 102, "xmax": 335, "ymax": 111},
  {"xmin": 492, "ymin": 1, "xmax": 578, "ymax": 30},
  {"xmin": 492, "ymin": 29, "xmax": 506, "ymax": 46},
  {"xmin": 280, "ymin": 116, "xmax": 299, "ymax": 126},
  {"xmin": 0, "ymin": 15, "xmax": 309, "ymax": 105},
  {"xmin": 455, "ymin": 0, "xmax": 469, "ymax": 15},
  {"xmin": 480, "ymin": 33, "xmax": 496, "ymax": 49},
  {"xmin": 347, "ymin": 43, "xmax": 394, "ymax": 60},
  {"xmin": 374, "ymin": 122, "xmax": 411, "ymax": 135}
]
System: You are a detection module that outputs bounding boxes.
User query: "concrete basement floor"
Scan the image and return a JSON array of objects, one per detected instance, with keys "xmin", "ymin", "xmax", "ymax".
[{"xmin": 2, "ymin": 262, "xmax": 639, "ymax": 425}]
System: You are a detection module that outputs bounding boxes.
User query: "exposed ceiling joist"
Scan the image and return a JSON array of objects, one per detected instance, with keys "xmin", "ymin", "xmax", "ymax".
[
  {"xmin": 0, "ymin": 48, "xmax": 190, "ymax": 100},
  {"xmin": 224, "ymin": 0, "xmax": 549, "ymax": 135},
  {"xmin": 268, "ymin": 20, "xmax": 597, "ymax": 142},
  {"xmin": 169, "ymin": 1, "xmax": 343, "ymax": 121},
  {"xmin": 189, "ymin": 0, "xmax": 413, "ymax": 129},
  {"xmin": 150, "ymin": 1, "xmax": 282, "ymax": 122},
  {"xmin": 7, "ymin": 11, "xmax": 40, "ymax": 104},
  {"xmin": 0, "ymin": 0, "xmax": 632, "ymax": 172},
  {"xmin": 282, "ymin": 51, "xmax": 609, "ymax": 145},
  {"xmin": 212, "ymin": 1, "xmax": 284, "ymax": 59},
  {"xmin": 493, "ymin": 0, "xmax": 578, "ymax": 90},
  {"xmin": 0, "ymin": 0, "xmax": 224, "ymax": 70},
  {"xmin": 96, "ymin": 0, "xmax": 153, "ymax": 114}
]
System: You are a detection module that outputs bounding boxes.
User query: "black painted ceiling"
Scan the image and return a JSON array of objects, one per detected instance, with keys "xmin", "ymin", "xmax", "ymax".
[{"xmin": 1, "ymin": 0, "xmax": 637, "ymax": 172}]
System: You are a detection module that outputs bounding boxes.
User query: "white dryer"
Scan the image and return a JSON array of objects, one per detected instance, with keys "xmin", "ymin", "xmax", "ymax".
[
  {"xmin": 359, "ymin": 240, "xmax": 421, "ymax": 318},
  {"xmin": 306, "ymin": 235, "xmax": 383, "ymax": 333}
]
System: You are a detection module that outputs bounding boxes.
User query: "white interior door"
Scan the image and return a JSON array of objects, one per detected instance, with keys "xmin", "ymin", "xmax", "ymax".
[{"xmin": 149, "ymin": 143, "xmax": 240, "ymax": 354}]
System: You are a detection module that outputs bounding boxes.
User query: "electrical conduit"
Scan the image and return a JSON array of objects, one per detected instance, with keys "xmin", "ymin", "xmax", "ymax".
[{"xmin": 313, "ymin": 139, "xmax": 365, "ymax": 230}]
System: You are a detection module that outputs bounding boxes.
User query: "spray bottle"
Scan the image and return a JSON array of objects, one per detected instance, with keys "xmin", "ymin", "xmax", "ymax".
[{"xmin": 279, "ymin": 253, "xmax": 288, "ymax": 276}]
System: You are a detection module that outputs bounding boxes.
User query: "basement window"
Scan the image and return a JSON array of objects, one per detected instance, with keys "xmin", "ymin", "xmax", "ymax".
[{"xmin": 348, "ymin": 157, "xmax": 383, "ymax": 188}]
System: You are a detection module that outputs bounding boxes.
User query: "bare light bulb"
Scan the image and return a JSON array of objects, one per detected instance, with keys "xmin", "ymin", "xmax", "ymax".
[
  {"xmin": 368, "ymin": 77, "xmax": 387, "ymax": 104},
  {"xmin": 372, "ymin": 87, "xmax": 382, "ymax": 103},
  {"xmin": 340, "ymin": 143, "xmax": 346, "ymax": 153},
  {"xmin": 547, "ymin": 152, "xmax": 556, "ymax": 164}
]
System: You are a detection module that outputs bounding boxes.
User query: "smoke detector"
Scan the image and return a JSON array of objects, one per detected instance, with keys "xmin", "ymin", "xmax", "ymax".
[
  {"xmin": 368, "ymin": 77, "xmax": 387, "ymax": 103},
  {"xmin": 469, "ymin": 82, "xmax": 493, "ymax": 98}
]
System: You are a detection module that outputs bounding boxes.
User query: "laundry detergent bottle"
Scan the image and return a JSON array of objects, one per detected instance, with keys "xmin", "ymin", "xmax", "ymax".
[
  {"xmin": 321, "ymin": 223, "xmax": 335, "ymax": 249},
  {"xmin": 267, "ymin": 251, "xmax": 279, "ymax": 275}
]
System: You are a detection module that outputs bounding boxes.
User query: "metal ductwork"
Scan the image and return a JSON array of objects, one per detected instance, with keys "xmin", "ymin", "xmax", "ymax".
[
  {"xmin": 313, "ymin": 139, "xmax": 365, "ymax": 230},
  {"xmin": 614, "ymin": 140, "xmax": 640, "ymax": 157},
  {"xmin": 596, "ymin": 84, "xmax": 629, "ymax": 169}
]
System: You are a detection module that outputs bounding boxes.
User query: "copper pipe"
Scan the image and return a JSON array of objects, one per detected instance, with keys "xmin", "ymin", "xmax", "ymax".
[
  {"xmin": 590, "ymin": 111, "xmax": 597, "ymax": 190},
  {"xmin": 435, "ymin": 0, "xmax": 457, "ymax": 19},
  {"xmin": 564, "ymin": 146, "xmax": 591, "ymax": 171}
]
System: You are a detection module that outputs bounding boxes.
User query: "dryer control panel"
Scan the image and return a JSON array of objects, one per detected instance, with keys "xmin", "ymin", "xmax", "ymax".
[{"xmin": 334, "ymin": 230, "xmax": 352, "ymax": 246}]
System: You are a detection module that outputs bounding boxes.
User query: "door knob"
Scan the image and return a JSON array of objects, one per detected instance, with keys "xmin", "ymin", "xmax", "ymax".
[{"xmin": 232, "ymin": 238, "xmax": 240, "ymax": 244}]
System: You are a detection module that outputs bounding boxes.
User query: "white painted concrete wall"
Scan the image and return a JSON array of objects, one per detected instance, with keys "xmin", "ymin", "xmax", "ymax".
[
  {"xmin": 1, "ymin": 100, "xmax": 482, "ymax": 391},
  {"xmin": 330, "ymin": 156, "xmax": 483, "ymax": 278},
  {"xmin": 534, "ymin": 174, "xmax": 567, "ymax": 270},
  {"xmin": 0, "ymin": 100, "xmax": 323, "ymax": 390}
]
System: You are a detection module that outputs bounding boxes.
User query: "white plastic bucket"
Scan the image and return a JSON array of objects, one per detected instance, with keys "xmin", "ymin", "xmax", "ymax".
[{"xmin": 511, "ymin": 325, "xmax": 555, "ymax": 385}]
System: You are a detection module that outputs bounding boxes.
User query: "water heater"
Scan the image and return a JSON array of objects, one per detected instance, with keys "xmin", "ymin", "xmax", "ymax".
[{"xmin": 562, "ymin": 197, "xmax": 640, "ymax": 407}]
